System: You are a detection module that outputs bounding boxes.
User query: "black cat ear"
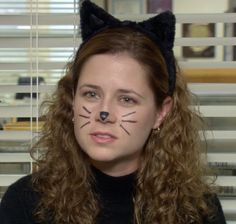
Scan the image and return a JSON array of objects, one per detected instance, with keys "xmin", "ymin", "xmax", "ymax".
[
  {"xmin": 138, "ymin": 11, "xmax": 176, "ymax": 95},
  {"xmin": 138, "ymin": 11, "xmax": 176, "ymax": 50},
  {"xmin": 80, "ymin": 0, "xmax": 120, "ymax": 41}
]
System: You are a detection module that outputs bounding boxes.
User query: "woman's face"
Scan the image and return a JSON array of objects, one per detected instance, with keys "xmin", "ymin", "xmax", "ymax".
[{"xmin": 73, "ymin": 53, "xmax": 169, "ymax": 176}]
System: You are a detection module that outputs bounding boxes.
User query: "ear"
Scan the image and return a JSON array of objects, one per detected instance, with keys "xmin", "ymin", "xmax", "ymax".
[
  {"xmin": 153, "ymin": 96, "xmax": 172, "ymax": 129},
  {"xmin": 80, "ymin": 0, "xmax": 120, "ymax": 42},
  {"xmin": 138, "ymin": 11, "xmax": 175, "ymax": 50},
  {"xmin": 139, "ymin": 12, "xmax": 176, "ymax": 95}
]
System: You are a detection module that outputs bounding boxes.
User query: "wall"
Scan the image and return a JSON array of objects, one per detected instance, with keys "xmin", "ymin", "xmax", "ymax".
[
  {"xmin": 173, "ymin": 0, "xmax": 230, "ymax": 60},
  {"xmin": 173, "ymin": 0, "xmax": 229, "ymax": 13}
]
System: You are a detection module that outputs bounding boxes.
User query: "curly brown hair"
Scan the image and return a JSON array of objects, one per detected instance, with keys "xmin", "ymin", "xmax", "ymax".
[{"xmin": 31, "ymin": 27, "xmax": 215, "ymax": 223}]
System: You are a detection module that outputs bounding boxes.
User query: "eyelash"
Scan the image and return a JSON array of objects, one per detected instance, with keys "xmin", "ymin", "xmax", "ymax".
[
  {"xmin": 119, "ymin": 96, "xmax": 137, "ymax": 105},
  {"xmin": 82, "ymin": 90, "xmax": 99, "ymax": 99},
  {"xmin": 81, "ymin": 91, "xmax": 137, "ymax": 105}
]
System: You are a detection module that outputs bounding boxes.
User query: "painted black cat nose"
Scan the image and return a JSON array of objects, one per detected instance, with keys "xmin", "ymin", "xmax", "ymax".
[{"xmin": 100, "ymin": 111, "xmax": 109, "ymax": 121}]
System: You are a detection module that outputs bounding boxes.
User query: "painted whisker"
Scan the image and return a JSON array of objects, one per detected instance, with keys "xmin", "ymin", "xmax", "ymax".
[
  {"xmin": 120, "ymin": 124, "xmax": 130, "ymax": 135},
  {"xmin": 80, "ymin": 121, "xmax": 91, "ymax": 129},
  {"xmin": 122, "ymin": 111, "xmax": 136, "ymax": 117},
  {"xmin": 79, "ymin": 114, "xmax": 90, "ymax": 119},
  {"xmin": 82, "ymin": 106, "xmax": 91, "ymax": 114},
  {"xmin": 121, "ymin": 120, "xmax": 137, "ymax": 123}
]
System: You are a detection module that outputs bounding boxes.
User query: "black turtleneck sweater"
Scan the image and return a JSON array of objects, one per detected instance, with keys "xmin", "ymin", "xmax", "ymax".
[
  {"xmin": 92, "ymin": 166, "xmax": 135, "ymax": 223},
  {"xmin": 0, "ymin": 169, "xmax": 226, "ymax": 224},
  {"xmin": 0, "ymin": 169, "xmax": 136, "ymax": 224}
]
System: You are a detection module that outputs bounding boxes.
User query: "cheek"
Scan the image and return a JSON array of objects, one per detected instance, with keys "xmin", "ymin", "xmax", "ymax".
[
  {"xmin": 136, "ymin": 108, "xmax": 156, "ymax": 126},
  {"xmin": 135, "ymin": 109, "xmax": 156, "ymax": 133},
  {"xmin": 124, "ymin": 121, "xmax": 152, "ymax": 151},
  {"xmin": 73, "ymin": 102, "xmax": 93, "ymax": 132},
  {"xmin": 122, "ymin": 112, "xmax": 153, "ymax": 138},
  {"xmin": 133, "ymin": 119, "xmax": 152, "ymax": 137},
  {"xmin": 73, "ymin": 119, "xmax": 90, "ymax": 151}
]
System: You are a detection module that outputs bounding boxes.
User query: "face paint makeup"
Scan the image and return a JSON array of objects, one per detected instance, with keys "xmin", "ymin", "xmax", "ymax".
[
  {"xmin": 122, "ymin": 111, "xmax": 136, "ymax": 117},
  {"xmin": 119, "ymin": 111, "xmax": 137, "ymax": 136},
  {"xmin": 121, "ymin": 120, "xmax": 137, "ymax": 123},
  {"xmin": 120, "ymin": 124, "xmax": 130, "ymax": 135},
  {"xmin": 79, "ymin": 106, "xmax": 92, "ymax": 129},
  {"xmin": 100, "ymin": 111, "xmax": 109, "ymax": 121},
  {"xmin": 80, "ymin": 121, "xmax": 91, "ymax": 129},
  {"xmin": 83, "ymin": 106, "xmax": 91, "ymax": 114},
  {"xmin": 79, "ymin": 114, "xmax": 90, "ymax": 119}
]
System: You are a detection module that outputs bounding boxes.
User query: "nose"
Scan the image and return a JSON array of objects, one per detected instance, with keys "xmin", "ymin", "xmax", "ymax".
[
  {"xmin": 100, "ymin": 111, "xmax": 109, "ymax": 121},
  {"xmin": 95, "ymin": 99, "xmax": 117, "ymax": 124}
]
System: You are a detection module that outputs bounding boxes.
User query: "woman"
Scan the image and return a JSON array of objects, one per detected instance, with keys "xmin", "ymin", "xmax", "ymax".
[{"xmin": 0, "ymin": 1, "xmax": 226, "ymax": 223}]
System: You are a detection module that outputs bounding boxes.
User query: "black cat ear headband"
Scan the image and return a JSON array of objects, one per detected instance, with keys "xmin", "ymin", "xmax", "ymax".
[{"xmin": 79, "ymin": 0, "xmax": 176, "ymax": 95}]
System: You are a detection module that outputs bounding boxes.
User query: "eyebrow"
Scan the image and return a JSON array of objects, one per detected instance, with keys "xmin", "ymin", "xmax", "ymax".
[
  {"xmin": 78, "ymin": 84, "xmax": 144, "ymax": 99},
  {"xmin": 117, "ymin": 89, "xmax": 144, "ymax": 99},
  {"xmin": 78, "ymin": 84, "xmax": 101, "ymax": 90}
]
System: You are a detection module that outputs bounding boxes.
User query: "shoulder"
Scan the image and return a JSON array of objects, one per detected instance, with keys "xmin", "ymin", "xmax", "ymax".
[
  {"xmin": 0, "ymin": 175, "xmax": 39, "ymax": 224},
  {"xmin": 203, "ymin": 193, "xmax": 226, "ymax": 224},
  {"xmin": 2, "ymin": 174, "xmax": 37, "ymax": 205},
  {"xmin": 7, "ymin": 174, "xmax": 33, "ymax": 191}
]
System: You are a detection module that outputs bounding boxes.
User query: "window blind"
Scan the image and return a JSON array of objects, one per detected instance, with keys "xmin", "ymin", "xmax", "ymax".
[{"xmin": 0, "ymin": 1, "xmax": 236, "ymax": 223}]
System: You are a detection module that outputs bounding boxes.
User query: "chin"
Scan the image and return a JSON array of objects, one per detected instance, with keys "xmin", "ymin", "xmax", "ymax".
[{"xmin": 84, "ymin": 149, "xmax": 119, "ymax": 163}]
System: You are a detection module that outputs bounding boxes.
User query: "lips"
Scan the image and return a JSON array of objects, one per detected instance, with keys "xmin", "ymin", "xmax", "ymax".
[{"xmin": 90, "ymin": 131, "xmax": 117, "ymax": 143}]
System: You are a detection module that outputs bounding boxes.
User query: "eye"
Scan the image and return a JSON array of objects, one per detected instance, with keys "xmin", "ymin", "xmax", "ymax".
[
  {"xmin": 83, "ymin": 91, "xmax": 99, "ymax": 100},
  {"xmin": 119, "ymin": 96, "xmax": 137, "ymax": 105}
]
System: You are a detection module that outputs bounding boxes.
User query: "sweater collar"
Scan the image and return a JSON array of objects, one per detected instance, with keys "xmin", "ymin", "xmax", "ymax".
[{"xmin": 91, "ymin": 166, "xmax": 136, "ymax": 202}]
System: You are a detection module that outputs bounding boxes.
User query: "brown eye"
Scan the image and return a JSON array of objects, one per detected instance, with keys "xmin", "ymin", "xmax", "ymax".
[
  {"xmin": 120, "ymin": 96, "xmax": 137, "ymax": 105},
  {"xmin": 83, "ymin": 91, "xmax": 99, "ymax": 100}
]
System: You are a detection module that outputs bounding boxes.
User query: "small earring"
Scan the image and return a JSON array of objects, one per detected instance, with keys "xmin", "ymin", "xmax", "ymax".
[
  {"xmin": 72, "ymin": 117, "xmax": 75, "ymax": 122},
  {"xmin": 152, "ymin": 127, "xmax": 160, "ymax": 134}
]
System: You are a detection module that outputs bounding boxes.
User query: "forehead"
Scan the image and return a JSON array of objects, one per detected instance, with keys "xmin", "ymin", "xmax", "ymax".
[{"xmin": 78, "ymin": 53, "xmax": 150, "ymax": 88}]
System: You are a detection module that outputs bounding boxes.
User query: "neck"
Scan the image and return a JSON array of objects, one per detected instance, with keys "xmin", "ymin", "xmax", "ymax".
[
  {"xmin": 92, "ymin": 165, "xmax": 136, "ymax": 202},
  {"xmin": 91, "ymin": 160, "xmax": 139, "ymax": 177},
  {"xmin": 92, "ymin": 165, "xmax": 136, "ymax": 223}
]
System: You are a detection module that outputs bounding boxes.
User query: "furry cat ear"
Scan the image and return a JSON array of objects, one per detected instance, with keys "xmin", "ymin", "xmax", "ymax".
[
  {"xmin": 138, "ymin": 11, "xmax": 176, "ymax": 50},
  {"xmin": 137, "ymin": 12, "xmax": 176, "ymax": 95},
  {"xmin": 80, "ymin": 0, "xmax": 120, "ymax": 42},
  {"xmin": 80, "ymin": 0, "xmax": 175, "ymax": 50}
]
